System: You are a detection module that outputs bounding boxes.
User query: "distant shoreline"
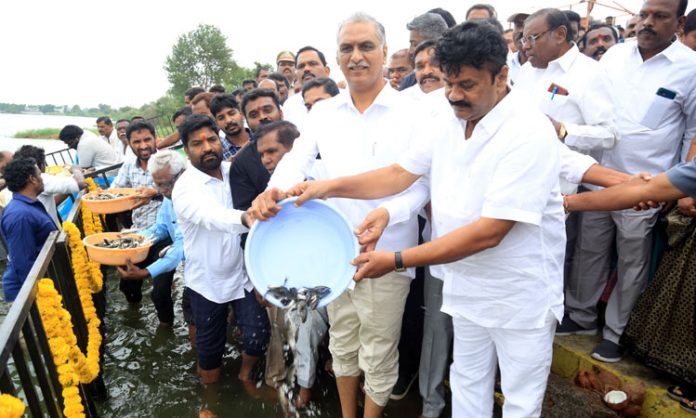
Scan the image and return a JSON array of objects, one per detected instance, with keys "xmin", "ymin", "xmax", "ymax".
[
  {"xmin": 14, "ymin": 128, "xmax": 60, "ymax": 139},
  {"xmin": 13, "ymin": 127, "xmax": 99, "ymax": 140}
]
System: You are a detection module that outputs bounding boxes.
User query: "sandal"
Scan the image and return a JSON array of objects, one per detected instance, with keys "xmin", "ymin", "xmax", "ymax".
[
  {"xmin": 680, "ymin": 398, "xmax": 696, "ymax": 415},
  {"xmin": 668, "ymin": 385, "xmax": 695, "ymax": 402}
]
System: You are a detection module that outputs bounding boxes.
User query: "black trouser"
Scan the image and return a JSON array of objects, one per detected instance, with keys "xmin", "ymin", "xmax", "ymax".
[{"xmin": 119, "ymin": 238, "xmax": 175, "ymax": 323}]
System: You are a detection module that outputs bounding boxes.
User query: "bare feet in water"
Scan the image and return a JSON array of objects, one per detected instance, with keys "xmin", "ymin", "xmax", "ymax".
[
  {"xmin": 295, "ymin": 386, "xmax": 312, "ymax": 409},
  {"xmin": 199, "ymin": 409, "xmax": 218, "ymax": 418}
]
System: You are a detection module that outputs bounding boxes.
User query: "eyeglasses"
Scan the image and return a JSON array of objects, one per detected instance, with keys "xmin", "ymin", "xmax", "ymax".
[
  {"xmin": 154, "ymin": 169, "xmax": 183, "ymax": 191},
  {"xmin": 521, "ymin": 29, "xmax": 550, "ymax": 45}
]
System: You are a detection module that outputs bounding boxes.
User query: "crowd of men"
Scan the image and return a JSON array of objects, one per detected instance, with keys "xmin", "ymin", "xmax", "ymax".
[{"xmin": 2, "ymin": 0, "xmax": 696, "ymax": 417}]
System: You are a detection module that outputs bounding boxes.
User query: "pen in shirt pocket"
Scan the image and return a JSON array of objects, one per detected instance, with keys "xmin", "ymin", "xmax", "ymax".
[{"xmin": 548, "ymin": 83, "xmax": 569, "ymax": 99}]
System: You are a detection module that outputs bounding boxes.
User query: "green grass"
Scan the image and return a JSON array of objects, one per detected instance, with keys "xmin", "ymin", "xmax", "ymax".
[
  {"xmin": 14, "ymin": 128, "xmax": 61, "ymax": 139},
  {"xmin": 14, "ymin": 127, "xmax": 99, "ymax": 140}
]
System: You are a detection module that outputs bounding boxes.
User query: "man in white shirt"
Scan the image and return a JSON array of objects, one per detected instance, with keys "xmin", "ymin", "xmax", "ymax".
[
  {"xmin": 282, "ymin": 46, "xmax": 332, "ymax": 130},
  {"xmin": 516, "ymin": 8, "xmax": 618, "ymax": 173},
  {"xmin": 97, "ymin": 116, "xmax": 125, "ymax": 159},
  {"xmin": 401, "ymin": 40, "xmax": 445, "ymax": 101},
  {"xmin": 250, "ymin": 13, "xmax": 429, "ymax": 418},
  {"xmin": 301, "ymin": 77, "xmax": 340, "ymax": 112},
  {"xmin": 564, "ymin": 0, "xmax": 696, "ymax": 363},
  {"xmin": 283, "ymin": 21, "xmax": 565, "ymax": 418},
  {"xmin": 58, "ymin": 125, "xmax": 121, "ymax": 171},
  {"xmin": 515, "ymin": 8, "xmax": 620, "ymax": 313},
  {"xmin": 115, "ymin": 119, "xmax": 136, "ymax": 161},
  {"xmin": 172, "ymin": 114, "xmax": 268, "ymax": 385},
  {"xmin": 386, "ymin": 49, "xmax": 412, "ymax": 90},
  {"xmin": 506, "ymin": 12, "xmax": 531, "ymax": 85}
]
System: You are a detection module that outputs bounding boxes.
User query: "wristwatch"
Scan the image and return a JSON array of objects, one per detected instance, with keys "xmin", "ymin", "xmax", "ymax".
[
  {"xmin": 394, "ymin": 251, "xmax": 406, "ymax": 272},
  {"xmin": 558, "ymin": 122, "xmax": 568, "ymax": 141}
]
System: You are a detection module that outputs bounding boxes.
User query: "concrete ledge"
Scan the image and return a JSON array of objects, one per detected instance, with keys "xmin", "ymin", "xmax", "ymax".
[{"xmin": 552, "ymin": 335, "xmax": 692, "ymax": 418}]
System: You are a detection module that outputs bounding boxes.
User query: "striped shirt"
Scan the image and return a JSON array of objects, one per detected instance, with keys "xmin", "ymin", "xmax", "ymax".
[{"xmin": 110, "ymin": 159, "xmax": 161, "ymax": 230}]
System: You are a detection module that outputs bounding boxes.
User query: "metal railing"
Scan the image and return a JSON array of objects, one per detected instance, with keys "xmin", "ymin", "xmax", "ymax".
[{"xmin": 0, "ymin": 192, "xmax": 102, "ymax": 417}]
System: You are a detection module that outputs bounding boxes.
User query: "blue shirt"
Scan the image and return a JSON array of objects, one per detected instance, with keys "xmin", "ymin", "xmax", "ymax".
[
  {"xmin": 1, "ymin": 194, "xmax": 57, "ymax": 301},
  {"xmin": 139, "ymin": 198, "xmax": 184, "ymax": 278},
  {"xmin": 667, "ymin": 158, "xmax": 696, "ymax": 199}
]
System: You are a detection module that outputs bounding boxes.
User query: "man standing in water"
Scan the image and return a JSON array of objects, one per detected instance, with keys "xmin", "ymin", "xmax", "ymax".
[{"xmin": 173, "ymin": 114, "xmax": 269, "ymax": 385}]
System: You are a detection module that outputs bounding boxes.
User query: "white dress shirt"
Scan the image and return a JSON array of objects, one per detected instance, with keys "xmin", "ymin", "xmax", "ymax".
[
  {"xmin": 268, "ymin": 83, "xmax": 430, "ymax": 277},
  {"xmin": 515, "ymin": 45, "xmax": 618, "ymax": 194},
  {"xmin": 401, "ymin": 85, "xmax": 426, "ymax": 100},
  {"xmin": 282, "ymin": 93, "xmax": 308, "ymax": 130},
  {"xmin": 507, "ymin": 51, "xmax": 524, "ymax": 86},
  {"xmin": 101, "ymin": 130, "xmax": 124, "ymax": 161},
  {"xmin": 76, "ymin": 135, "xmax": 121, "ymax": 170},
  {"xmin": 515, "ymin": 45, "xmax": 618, "ymax": 153},
  {"xmin": 399, "ymin": 90, "xmax": 566, "ymax": 330},
  {"xmin": 41, "ymin": 174, "xmax": 79, "ymax": 227},
  {"xmin": 598, "ymin": 40, "xmax": 696, "ymax": 175},
  {"xmin": 172, "ymin": 161, "xmax": 250, "ymax": 303}
]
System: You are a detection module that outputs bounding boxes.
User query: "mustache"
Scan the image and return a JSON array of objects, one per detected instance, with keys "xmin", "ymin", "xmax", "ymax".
[
  {"xmin": 201, "ymin": 151, "xmax": 219, "ymax": 160},
  {"xmin": 420, "ymin": 74, "xmax": 441, "ymax": 83},
  {"xmin": 592, "ymin": 46, "xmax": 607, "ymax": 59},
  {"xmin": 347, "ymin": 61, "xmax": 368, "ymax": 70},
  {"xmin": 225, "ymin": 122, "xmax": 240, "ymax": 131},
  {"xmin": 449, "ymin": 99, "xmax": 471, "ymax": 108},
  {"xmin": 639, "ymin": 27, "xmax": 657, "ymax": 36}
]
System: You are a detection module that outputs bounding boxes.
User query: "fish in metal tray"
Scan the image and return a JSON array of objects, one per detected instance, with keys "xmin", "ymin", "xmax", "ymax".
[
  {"xmin": 86, "ymin": 192, "xmax": 129, "ymax": 201},
  {"xmin": 94, "ymin": 235, "xmax": 145, "ymax": 249}
]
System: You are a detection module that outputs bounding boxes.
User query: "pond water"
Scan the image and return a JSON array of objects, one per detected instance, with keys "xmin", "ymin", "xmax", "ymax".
[
  {"xmin": 0, "ymin": 113, "xmax": 425, "ymax": 418},
  {"xmin": 0, "ymin": 113, "xmax": 96, "ymax": 154},
  {"xmin": 96, "ymin": 269, "xmax": 423, "ymax": 417}
]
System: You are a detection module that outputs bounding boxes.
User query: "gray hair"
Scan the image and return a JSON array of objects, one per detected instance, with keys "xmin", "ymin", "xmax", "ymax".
[
  {"xmin": 148, "ymin": 150, "xmax": 186, "ymax": 176},
  {"xmin": 406, "ymin": 13, "xmax": 448, "ymax": 41},
  {"xmin": 337, "ymin": 12, "xmax": 386, "ymax": 47}
]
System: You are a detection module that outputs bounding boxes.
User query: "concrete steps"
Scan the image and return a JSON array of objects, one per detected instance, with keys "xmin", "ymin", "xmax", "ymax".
[{"xmin": 551, "ymin": 335, "xmax": 692, "ymax": 418}]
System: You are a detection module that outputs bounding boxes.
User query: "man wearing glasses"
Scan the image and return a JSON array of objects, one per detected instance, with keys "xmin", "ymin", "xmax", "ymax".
[
  {"xmin": 515, "ymin": 9, "xmax": 620, "ymax": 327},
  {"xmin": 117, "ymin": 150, "xmax": 185, "ymax": 328}
]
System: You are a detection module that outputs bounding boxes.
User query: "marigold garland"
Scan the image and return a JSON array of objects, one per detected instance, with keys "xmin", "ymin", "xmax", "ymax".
[
  {"xmin": 37, "ymin": 278, "xmax": 102, "ymax": 418},
  {"xmin": 82, "ymin": 179, "xmax": 103, "ymax": 236},
  {"xmin": 0, "ymin": 394, "xmax": 25, "ymax": 418},
  {"xmin": 63, "ymin": 221, "xmax": 103, "ymax": 294}
]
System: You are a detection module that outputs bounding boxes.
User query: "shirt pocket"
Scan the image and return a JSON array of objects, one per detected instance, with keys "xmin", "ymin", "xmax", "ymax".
[{"xmin": 640, "ymin": 93, "xmax": 678, "ymax": 129}]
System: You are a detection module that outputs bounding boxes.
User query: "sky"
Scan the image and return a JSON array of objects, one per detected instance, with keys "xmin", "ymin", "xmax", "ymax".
[{"xmin": 0, "ymin": 0, "xmax": 657, "ymax": 108}]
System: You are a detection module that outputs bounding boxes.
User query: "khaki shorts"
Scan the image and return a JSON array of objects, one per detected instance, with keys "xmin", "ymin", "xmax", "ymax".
[{"xmin": 327, "ymin": 271, "xmax": 411, "ymax": 406}]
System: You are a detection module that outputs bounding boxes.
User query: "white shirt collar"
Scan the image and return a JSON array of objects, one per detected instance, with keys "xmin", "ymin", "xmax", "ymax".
[
  {"xmin": 629, "ymin": 37, "xmax": 684, "ymax": 63},
  {"xmin": 337, "ymin": 81, "xmax": 400, "ymax": 113},
  {"xmin": 187, "ymin": 160, "xmax": 230, "ymax": 185},
  {"xmin": 467, "ymin": 89, "xmax": 518, "ymax": 140},
  {"xmin": 549, "ymin": 44, "xmax": 580, "ymax": 72}
]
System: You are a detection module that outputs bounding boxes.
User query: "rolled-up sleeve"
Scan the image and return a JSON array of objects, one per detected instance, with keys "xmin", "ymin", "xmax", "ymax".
[
  {"xmin": 558, "ymin": 142, "xmax": 597, "ymax": 185},
  {"xmin": 667, "ymin": 159, "xmax": 696, "ymax": 199},
  {"xmin": 146, "ymin": 227, "xmax": 184, "ymax": 278},
  {"xmin": 173, "ymin": 181, "xmax": 248, "ymax": 234}
]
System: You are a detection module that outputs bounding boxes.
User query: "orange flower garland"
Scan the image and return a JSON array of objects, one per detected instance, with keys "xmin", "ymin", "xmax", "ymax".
[
  {"xmin": 82, "ymin": 179, "xmax": 103, "ymax": 236},
  {"xmin": 37, "ymin": 278, "xmax": 100, "ymax": 418},
  {"xmin": 0, "ymin": 394, "xmax": 25, "ymax": 417}
]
